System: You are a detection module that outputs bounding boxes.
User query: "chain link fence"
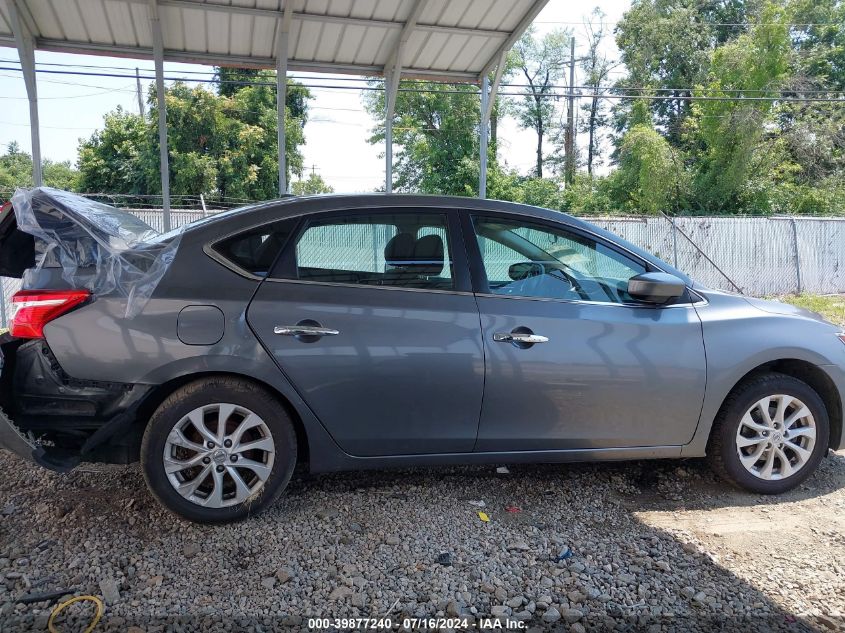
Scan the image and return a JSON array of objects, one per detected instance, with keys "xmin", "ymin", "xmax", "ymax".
[{"xmin": 1, "ymin": 208, "xmax": 843, "ymax": 327}]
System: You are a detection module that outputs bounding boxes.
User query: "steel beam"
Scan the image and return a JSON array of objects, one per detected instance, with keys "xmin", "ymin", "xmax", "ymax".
[
  {"xmin": 149, "ymin": 0, "xmax": 171, "ymax": 232},
  {"xmin": 480, "ymin": 0, "xmax": 550, "ymax": 77},
  {"xmin": 6, "ymin": 0, "xmax": 41, "ymax": 186},
  {"xmin": 479, "ymin": 74, "xmax": 489, "ymax": 199},
  {"xmin": 119, "ymin": 0, "xmax": 510, "ymax": 39},
  {"xmin": 276, "ymin": 1, "xmax": 292, "ymax": 196},
  {"xmin": 383, "ymin": 0, "xmax": 429, "ymax": 194},
  {"xmin": 479, "ymin": 53, "xmax": 507, "ymax": 199},
  {"xmin": 0, "ymin": 36, "xmax": 481, "ymax": 82},
  {"xmin": 384, "ymin": 72, "xmax": 395, "ymax": 193}
]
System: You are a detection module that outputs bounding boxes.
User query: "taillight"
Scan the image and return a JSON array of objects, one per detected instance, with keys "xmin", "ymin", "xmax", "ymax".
[{"xmin": 10, "ymin": 289, "xmax": 91, "ymax": 339}]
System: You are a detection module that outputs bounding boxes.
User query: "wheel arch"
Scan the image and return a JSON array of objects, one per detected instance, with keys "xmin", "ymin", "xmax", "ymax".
[
  {"xmin": 132, "ymin": 371, "xmax": 312, "ymax": 468},
  {"xmin": 715, "ymin": 359, "xmax": 842, "ymax": 450}
]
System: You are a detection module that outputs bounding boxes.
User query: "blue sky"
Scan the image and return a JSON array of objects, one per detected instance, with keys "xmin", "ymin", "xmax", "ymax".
[{"xmin": 0, "ymin": 0, "xmax": 630, "ymax": 193}]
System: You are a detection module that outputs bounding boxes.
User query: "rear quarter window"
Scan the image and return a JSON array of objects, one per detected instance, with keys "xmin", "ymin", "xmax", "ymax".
[{"xmin": 211, "ymin": 219, "xmax": 296, "ymax": 277}]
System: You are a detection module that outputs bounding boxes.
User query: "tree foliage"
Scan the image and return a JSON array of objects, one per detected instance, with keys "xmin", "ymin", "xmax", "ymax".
[
  {"xmin": 364, "ymin": 81, "xmax": 482, "ymax": 195},
  {"xmin": 77, "ymin": 71, "xmax": 310, "ymax": 201},
  {"xmin": 508, "ymin": 27, "xmax": 571, "ymax": 178},
  {"xmin": 292, "ymin": 171, "xmax": 334, "ymax": 195},
  {"xmin": 0, "ymin": 142, "xmax": 79, "ymax": 193}
]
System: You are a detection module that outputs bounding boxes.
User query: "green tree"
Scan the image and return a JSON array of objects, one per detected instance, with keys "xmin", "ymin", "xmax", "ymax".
[
  {"xmin": 0, "ymin": 142, "xmax": 79, "ymax": 192},
  {"xmin": 78, "ymin": 71, "xmax": 310, "ymax": 200},
  {"xmin": 687, "ymin": 2, "xmax": 792, "ymax": 211},
  {"xmin": 578, "ymin": 9, "xmax": 617, "ymax": 176},
  {"xmin": 789, "ymin": 0, "xmax": 845, "ymax": 90},
  {"xmin": 508, "ymin": 27, "xmax": 570, "ymax": 178},
  {"xmin": 614, "ymin": 0, "xmax": 759, "ymax": 146},
  {"xmin": 364, "ymin": 81, "xmax": 481, "ymax": 195},
  {"xmin": 292, "ymin": 171, "xmax": 334, "ymax": 195},
  {"xmin": 77, "ymin": 107, "xmax": 151, "ymax": 194},
  {"xmin": 610, "ymin": 122, "xmax": 688, "ymax": 214}
]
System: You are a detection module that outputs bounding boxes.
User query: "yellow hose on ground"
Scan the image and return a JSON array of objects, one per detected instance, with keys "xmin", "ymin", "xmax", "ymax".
[{"xmin": 47, "ymin": 595, "xmax": 104, "ymax": 633}]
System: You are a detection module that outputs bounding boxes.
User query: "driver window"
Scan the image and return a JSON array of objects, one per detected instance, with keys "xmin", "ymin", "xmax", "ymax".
[{"xmin": 472, "ymin": 216, "xmax": 647, "ymax": 303}]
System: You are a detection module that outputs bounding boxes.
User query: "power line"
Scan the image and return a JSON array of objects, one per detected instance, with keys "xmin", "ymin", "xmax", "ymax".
[
  {"xmin": 0, "ymin": 66, "xmax": 843, "ymax": 104},
  {"xmin": 534, "ymin": 20, "xmax": 844, "ymax": 27},
  {"xmin": 3, "ymin": 63, "xmax": 845, "ymax": 101},
  {"xmin": 1, "ymin": 59, "xmax": 844, "ymax": 97}
]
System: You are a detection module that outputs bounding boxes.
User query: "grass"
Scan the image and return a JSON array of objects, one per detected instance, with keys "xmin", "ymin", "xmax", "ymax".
[{"xmin": 775, "ymin": 294, "xmax": 845, "ymax": 327}]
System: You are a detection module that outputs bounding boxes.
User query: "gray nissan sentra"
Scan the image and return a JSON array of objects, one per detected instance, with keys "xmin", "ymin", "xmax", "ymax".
[{"xmin": 1, "ymin": 188, "xmax": 843, "ymax": 523}]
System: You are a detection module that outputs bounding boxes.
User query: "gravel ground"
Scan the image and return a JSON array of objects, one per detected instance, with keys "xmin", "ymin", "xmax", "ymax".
[{"xmin": 1, "ymin": 450, "xmax": 844, "ymax": 632}]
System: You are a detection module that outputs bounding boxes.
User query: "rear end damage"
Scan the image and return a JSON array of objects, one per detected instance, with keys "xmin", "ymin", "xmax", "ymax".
[
  {"xmin": 0, "ymin": 187, "xmax": 180, "ymax": 471},
  {"xmin": 0, "ymin": 333, "xmax": 152, "ymax": 470}
]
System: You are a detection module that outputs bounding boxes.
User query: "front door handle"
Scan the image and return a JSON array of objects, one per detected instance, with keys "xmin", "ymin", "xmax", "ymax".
[
  {"xmin": 274, "ymin": 325, "xmax": 339, "ymax": 337},
  {"xmin": 493, "ymin": 332, "xmax": 549, "ymax": 344}
]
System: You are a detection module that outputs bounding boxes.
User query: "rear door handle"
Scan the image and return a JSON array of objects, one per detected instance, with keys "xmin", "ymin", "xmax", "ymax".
[
  {"xmin": 493, "ymin": 332, "xmax": 549, "ymax": 344},
  {"xmin": 274, "ymin": 325, "xmax": 339, "ymax": 337}
]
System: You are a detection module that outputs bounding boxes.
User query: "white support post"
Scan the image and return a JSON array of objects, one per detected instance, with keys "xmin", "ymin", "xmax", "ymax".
[
  {"xmin": 7, "ymin": 0, "xmax": 42, "ymax": 186},
  {"xmin": 479, "ymin": 52, "xmax": 507, "ymax": 199},
  {"xmin": 385, "ymin": 71, "xmax": 397, "ymax": 193},
  {"xmin": 276, "ymin": 1, "xmax": 292, "ymax": 196},
  {"xmin": 479, "ymin": 75, "xmax": 489, "ymax": 199},
  {"xmin": 149, "ymin": 0, "xmax": 171, "ymax": 232},
  {"xmin": 383, "ymin": 0, "xmax": 428, "ymax": 194}
]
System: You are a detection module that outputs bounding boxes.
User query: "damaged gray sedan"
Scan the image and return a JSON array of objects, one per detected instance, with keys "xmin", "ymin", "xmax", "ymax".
[{"xmin": 1, "ymin": 187, "xmax": 844, "ymax": 523}]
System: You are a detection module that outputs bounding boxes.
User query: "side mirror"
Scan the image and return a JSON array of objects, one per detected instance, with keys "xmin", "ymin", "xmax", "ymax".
[{"xmin": 627, "ymin": 272, "xmax": 686, "ymax": 305}]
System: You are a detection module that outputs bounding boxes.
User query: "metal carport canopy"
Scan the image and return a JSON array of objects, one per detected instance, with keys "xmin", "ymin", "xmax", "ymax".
[{"xmin": 0, "ymin": 0, "xmax": 549, "ymax": 226}]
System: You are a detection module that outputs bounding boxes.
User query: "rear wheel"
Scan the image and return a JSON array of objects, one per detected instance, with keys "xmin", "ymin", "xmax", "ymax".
[
  {"xmin": 141, "ymin": 376, "xmax": 297, "ymax": 523},
  {"xmin": 708, "ymin": 373, "xmax": 829, "ymax": 494}
]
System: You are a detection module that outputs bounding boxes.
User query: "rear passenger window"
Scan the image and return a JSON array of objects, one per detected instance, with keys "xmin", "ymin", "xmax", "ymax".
[
  {"xmin": 212, "ymin": 220, "xmax": 296, "ymax": 277},
  {"xmin": 287, "ymin": 212, "xmax": 454, "ymax": 290}
]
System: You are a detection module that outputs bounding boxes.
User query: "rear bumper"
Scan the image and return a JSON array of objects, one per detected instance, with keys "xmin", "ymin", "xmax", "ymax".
[
  {"xmin": 0, "ymin": 333, "xmax": 150, "ymax": 471},
  {"xmin": 0, "ymin": 407, "xmax": 76, "ymax": 471}
]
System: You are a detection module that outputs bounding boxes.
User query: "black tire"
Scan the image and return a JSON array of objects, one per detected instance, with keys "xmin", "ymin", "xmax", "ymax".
[
  {"xmin": 707, "ymin": 372, "xmax": 829, "ymax": 494},
  {"xmin": 141, "ymin": 376, "xmax": 297, "ymax": 523}
]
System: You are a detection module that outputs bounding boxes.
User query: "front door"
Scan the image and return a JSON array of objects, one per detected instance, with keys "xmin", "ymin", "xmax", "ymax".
[
  {"xmin": 465, "ymin": 213, "xmax": 707, "ymax": 451},
  {"xmin": 247, "ymin": 209, "xmax": 484, "ymax": 457}
]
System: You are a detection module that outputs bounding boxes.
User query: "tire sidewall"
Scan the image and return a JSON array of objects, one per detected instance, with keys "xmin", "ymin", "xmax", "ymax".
[
  {"xmin": 141, "ymin": 378, "xmax": 297, "ymax": 524},
  {"xmin": 718, "ymin": 376, "xmax": 829, "ymax": 494}
]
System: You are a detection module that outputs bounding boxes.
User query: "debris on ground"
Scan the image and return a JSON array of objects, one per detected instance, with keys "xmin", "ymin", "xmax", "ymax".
[{"xmin": 1, "ymin": 451, "xmax": 844, "ymax": 631}]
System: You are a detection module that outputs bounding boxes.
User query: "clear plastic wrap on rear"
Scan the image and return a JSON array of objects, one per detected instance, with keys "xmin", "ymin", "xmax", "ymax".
[{"xmin": 11, "ymin": 187, "xmax": 182, "ymax": 318}]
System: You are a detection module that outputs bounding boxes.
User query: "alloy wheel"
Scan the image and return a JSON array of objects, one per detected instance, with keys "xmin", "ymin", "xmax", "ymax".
[
  {"xmin": 162, "ymin": 403, "xmax": 275, "ymax": 508},
  {"xmin": 735, "ymin": 394, "xmax": 817, "ymax": 481}
]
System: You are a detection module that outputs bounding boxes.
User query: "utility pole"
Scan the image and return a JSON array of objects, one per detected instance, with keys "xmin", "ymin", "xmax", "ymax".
[
  {"xmin": 135, "ymin": 67, "xmax": 145, "ymax": 118},
  {"xmin": 565, "ymin": 36, "xmax": 576, "ymax": 187}
]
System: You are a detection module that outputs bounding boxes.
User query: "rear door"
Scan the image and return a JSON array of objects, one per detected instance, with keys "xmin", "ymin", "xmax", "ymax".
[
  {"xmin": 246, "ymin": 208, "xmax": 484, "ymax": 456},
  {"xmin": 464, "ymin": 212, "xmax": 707, "ymax": 451}
]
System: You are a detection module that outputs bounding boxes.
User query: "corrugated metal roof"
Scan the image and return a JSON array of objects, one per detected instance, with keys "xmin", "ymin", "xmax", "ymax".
[{"xmin": 0, "ymin": 0, "xmax": 549, "ymax": 81}]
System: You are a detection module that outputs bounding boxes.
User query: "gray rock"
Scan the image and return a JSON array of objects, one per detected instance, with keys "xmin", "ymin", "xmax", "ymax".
[
  {"xmin": 316, "ymin": 508, "xmax": 340, "ymax": 520},
  {"xmin": 542, "ymin": 607, "xmax": 561, "ymax": 623},
  {"xmin": 99, "ymin": 577, "xmax": 120, "ymax": 605},
  {"xmin": 275, "ymin": 568, "xmax": 292, "ymax": 584},
  {"xmin": 562, "ymin": 608, "xmax": 583, "ymax": 624},
  {"xmin": 328, "ymin": 586, "xmax": 352, "ymax": 601},
  {"xmin": 260, "ymin": 577, "xmax": 276, "ymax": 590},
  {"xmin": 183, "ymin": 542, "xmax": 200, "ymax": 558}
]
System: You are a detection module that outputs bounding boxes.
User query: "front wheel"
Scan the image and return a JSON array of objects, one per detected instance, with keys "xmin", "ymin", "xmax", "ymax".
[
  {"xmin": 141, "ymin": 376, "xmax": 297, "ymax": 523},
  {"xmin": 707, "ymin": 373, "xmax": 829, "ymax": 494}
]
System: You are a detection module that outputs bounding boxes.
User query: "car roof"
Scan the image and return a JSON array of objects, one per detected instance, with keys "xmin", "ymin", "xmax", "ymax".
[{"xmin": 183, "ymin": 193, "xmax": 581, "ymax": 233}]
